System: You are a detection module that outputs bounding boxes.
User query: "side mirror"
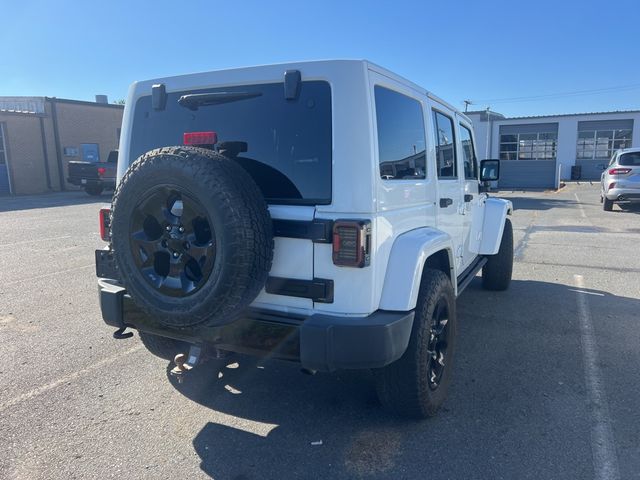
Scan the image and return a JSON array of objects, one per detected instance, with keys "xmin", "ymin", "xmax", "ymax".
[{"xmin": 480, "ymin": 159, "xmax": 500, "ymax": 182}]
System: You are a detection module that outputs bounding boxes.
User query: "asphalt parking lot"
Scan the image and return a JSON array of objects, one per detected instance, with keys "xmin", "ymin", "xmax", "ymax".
[{"xmin": 1, "ymin": 184, "xmax": 639, "ymax": 480}]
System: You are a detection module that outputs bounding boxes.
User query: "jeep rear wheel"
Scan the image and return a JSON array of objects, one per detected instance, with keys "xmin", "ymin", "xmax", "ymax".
[
  {"xmin": 482, "ymin": 218, "xmax": 513, "ymax": 291},
  {"xmin": 603, "ymin": 197, "xmax": 614, "ymax": 211},
  {"xmin": 110, "ymin": 146, "xmax": 274, "ymax": 328},
  {"xmin": 374, "ymin": 269, "xmax": 457, "ymax": 418}
]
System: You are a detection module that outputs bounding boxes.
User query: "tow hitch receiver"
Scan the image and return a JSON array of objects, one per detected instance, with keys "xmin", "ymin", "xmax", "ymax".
[{"xmin": 170, "ymin": 345, "xmax": 205, "ymax": 383}]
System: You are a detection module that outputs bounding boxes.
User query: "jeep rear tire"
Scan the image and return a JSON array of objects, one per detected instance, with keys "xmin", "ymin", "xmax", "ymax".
[
  {"xmin": 603, "ymin": 197, "xmax": 614, "ymax": 211},
  {"xmin": 110, "ymin": 146, "xmax": 274, "ymax": 328},
  {"xmin": 482, "ymin": 218, "xmax": 513, "ymax": 291},
  {"xmin": 138, "ymin": 331, "xmax": 188, "ymax": 361},
  {"xmin": 374, "ymin": 269, "xmax": 457, "ymax": 418}
]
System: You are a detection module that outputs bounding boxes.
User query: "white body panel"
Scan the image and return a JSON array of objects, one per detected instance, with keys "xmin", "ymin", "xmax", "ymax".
[
  {"xmin": 252, "ymin": 205, "xmax": 314, "ymax": 311},
  {"xmin": 458, "ymin": 117, "xmax": 483, "ymax": 268},
  {"xmin": 379, "ymin": 228, "xmax": 454, "ymax": 310},
  {"xmin": 479, "ymin": 197, "xmax": 512, "ymax": 255},
  {"xmin": 119, "ymin": 60, "xmax": 510, "ymax": 317}
]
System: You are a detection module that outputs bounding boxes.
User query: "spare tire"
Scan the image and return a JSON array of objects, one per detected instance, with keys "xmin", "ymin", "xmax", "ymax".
[{"xmin": 110, "ymin": 146, "xmax": 273, "ymax": 328}]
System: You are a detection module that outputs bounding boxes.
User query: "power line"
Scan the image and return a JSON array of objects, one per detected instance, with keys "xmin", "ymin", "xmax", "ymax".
[{"xmin": 471, "ymin": 83, "xmax": 640, "ymax": 105}]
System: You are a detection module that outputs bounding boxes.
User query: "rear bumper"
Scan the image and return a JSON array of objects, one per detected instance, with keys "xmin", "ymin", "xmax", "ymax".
[
  {"xmin": 67, "ymin": 177, "xmax": 116, "ymax": 188},
  {"xmin": 98, "ymin": 278, "xmax": 414, "ymax": 372},
  {"xmin": 605, "ymin": 188, "xmax": 640, "ymax": 202}
]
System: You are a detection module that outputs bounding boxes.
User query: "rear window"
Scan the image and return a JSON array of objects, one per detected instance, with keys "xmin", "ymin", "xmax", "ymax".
[
  {"xmin": 619, "ymin": 152, "xmax": 640, "ymax": 166},
  {"xmin": 130, "ymin": 81, "xmax": 332, "ymax": 205}
]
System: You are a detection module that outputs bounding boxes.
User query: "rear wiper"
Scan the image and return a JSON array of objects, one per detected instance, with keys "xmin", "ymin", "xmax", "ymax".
[{"xmin": 178, "ymin": 91, "xmax": 262, "ymax": 111}]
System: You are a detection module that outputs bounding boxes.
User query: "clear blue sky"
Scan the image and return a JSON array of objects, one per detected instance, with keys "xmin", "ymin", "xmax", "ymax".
[{"xmin": 2, "ymin": 0, "xmax": 639, "ymax": 117}]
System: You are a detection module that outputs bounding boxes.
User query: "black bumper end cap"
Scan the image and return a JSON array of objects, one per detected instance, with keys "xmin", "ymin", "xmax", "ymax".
[
  {"xmin": 300, "ymin": 310, "xmax": 415, "ymax": 372},
  {"xmin": 98, "ymin": 280, "xmax": 126, "ymax": 328}
]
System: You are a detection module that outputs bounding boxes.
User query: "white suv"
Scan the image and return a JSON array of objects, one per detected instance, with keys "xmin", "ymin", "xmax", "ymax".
[
  {"xmin": 601, "ymin": 147, "xmax": 640, "ymax": 211},
  {"xmin": 96, "ymin": 60, "xmax": 513, "ymax": 418}
]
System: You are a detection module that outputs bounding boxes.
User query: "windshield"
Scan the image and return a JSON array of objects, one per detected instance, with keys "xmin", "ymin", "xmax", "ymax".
[
  {"xmin": 619, "ymin": 152, "xmax": 640, "ymax": 166},
  {"xmin": 130, "ymin": 81, "xmax": 332, "ymax": 205}
]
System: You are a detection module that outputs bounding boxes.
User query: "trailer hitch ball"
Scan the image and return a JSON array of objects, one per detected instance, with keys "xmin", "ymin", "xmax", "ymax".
[{"xmin": 170, "ymin": 345, "xmax": 203, "ymax": 383}]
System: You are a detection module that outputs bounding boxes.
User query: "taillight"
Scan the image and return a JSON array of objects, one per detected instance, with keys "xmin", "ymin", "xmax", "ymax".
[
  {"xmin": 332, "ymin": 220, "xmax": 371, "ymax": 267},
  {"xmin": 183, "ymin": 131, "xmax": 218, "ymax": 146},
  {"xmin": 609, "ymin": 182, "xmax": 616, "ymax": 190},
  {"xmin": 97, "ymin": 167, "xmax": 106, "ymax": 176},
  {"xmin": 99, "ymin": 208, "xmax": 111, "ymax": 242},
  {"xmin": 609, "ymin": 168, "xmax": 631, "ymax": 175}
]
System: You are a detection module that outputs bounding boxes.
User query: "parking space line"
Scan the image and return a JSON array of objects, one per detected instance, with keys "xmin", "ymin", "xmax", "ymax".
[
  {"xmin": 3, "ymin": 264, "xmax": 93, "ymax": 286},
  {"xmin": 514, "ymin": 211, "xmax": 538, "ymax": 260},
  {"xmin": 0, "ymin": 235, "xmax": 72, "ymax": 247},
  {"xmin": 575, "ymin": 193, "xmax": 587, "ymax": 218},
  {"xmin": 573, "ymin": 274, "xmax": 620, "ymax": 480},
  {"xmin": 0, "ymin": 344, "xmax": 144, "ymax": 414},
  {"xmin": 568, "ymin": 288, "xmax": 605, "ymax": 297}
]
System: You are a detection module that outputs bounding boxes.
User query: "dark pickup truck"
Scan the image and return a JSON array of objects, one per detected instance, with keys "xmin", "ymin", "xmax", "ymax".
[{"xmin": 68, "ymin": 150, "xmax": 118, "ymax": 196}]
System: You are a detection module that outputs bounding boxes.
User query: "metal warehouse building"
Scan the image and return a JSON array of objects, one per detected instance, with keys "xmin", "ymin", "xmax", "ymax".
[
  {"xmin": 0, "ymin": 96, "xmax": 123, "ymax": 195},
  {"xmin": 467, "ymin": 110, "xmax": 640, "ymax": 188}
]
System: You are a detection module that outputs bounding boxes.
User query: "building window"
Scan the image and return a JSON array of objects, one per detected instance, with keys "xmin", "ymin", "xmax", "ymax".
[
  {"xmin": 63, "ymin": 147, "xmax": 79, "ymax": 157},
  {"xmin": 500, "ymin": 131, "xmax": 557, "ymax": 160},
  {"xmin": 433, "ymin": 110, "xmax": 457, "ymax": 178},
  {"xmin": 375, "ymin": 86, "xmax": 426, "ymax": 180},
  {"xmin": 459, "ymin": 124, "xmax": 477, "ymax": 179},
  {"xmin": 576, "ymin": 129, "xmax": 632, "ymax": 159}
]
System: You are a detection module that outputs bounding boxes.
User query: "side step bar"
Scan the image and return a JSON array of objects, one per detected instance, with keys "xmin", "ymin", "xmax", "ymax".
[{"xmin": 456, "ymin": 256, "xmax": 488, "ymax": 294}]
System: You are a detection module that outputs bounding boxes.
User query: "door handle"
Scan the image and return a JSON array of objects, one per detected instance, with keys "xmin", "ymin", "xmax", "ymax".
[
  {"xmin": 464, "ymin": 194, "xmax": 473, "ymax": 203},
  {"xmin": 439, "ymin": 198, "xmax": 453, "ymax": 208}
]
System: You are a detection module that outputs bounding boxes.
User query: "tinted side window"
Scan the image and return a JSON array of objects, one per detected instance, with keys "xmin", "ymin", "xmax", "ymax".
[
  {"xmin": 433, "ymin": 110, "xmax": 457, "ymax": 178},
  {"xmin": 459, "ymin": 124, "xmax": 477, "ymax": 180},
  {"xmin": 375, "ymin": 86, "xmax": 426, "ymax": 180}
]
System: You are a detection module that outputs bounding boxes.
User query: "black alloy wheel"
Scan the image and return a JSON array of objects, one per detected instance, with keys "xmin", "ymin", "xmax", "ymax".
[
  {"xmin": 426, "ymin": 298, "xmax": 450, "ymax": 390},
  {"xmin": 129, "ymin": 185, "xmax": 216, "ymax": 297}
]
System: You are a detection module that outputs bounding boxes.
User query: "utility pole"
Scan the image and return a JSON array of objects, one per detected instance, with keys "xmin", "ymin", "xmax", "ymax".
[{"xmin": 463, "ymin": 99, "xmax": 472, "ymax": 112}]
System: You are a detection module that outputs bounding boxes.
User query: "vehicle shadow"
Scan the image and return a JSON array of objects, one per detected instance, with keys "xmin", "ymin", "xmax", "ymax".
[
  {"xmin": 498, "ymin": 195, "xmax": 579, "ymax": 211},
  {"xmin": 0, "ymin": 190, "xmax": 112, "ymax": 213},
  {"xmin": 166, "ymin": 278, "xmax": 640, "ymax": 480},
  {"xmin": 613, "ymin": 203, "xmax": 640, "ymax": 215}
]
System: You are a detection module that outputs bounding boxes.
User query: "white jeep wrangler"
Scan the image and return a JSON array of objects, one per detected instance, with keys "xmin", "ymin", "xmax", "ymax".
[{"xmin": 97, "ymin": 60, "xmax": 513, "ymax": 418}]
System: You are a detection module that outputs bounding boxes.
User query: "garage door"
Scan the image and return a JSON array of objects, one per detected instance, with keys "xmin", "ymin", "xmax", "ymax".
[
  {"xmin": 498, "ymin": 160, "xmax": 556, "ymax": 188},
  {"xmin": 498, "ymin": 123, "xmax": 558, "ymax": 189}
]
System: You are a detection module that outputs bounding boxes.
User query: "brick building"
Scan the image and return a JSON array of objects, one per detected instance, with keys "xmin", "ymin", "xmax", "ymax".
[{"xmin": 0, "ymin": 96, "xmax": 123, "ymax": 195}]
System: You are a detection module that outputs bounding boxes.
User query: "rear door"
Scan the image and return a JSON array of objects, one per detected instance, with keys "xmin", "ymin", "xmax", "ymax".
[
  {"xmin": 457, "ymin": 118, "xmax": 482, "ymax": 269},
  {"xmin": 430, "ymin": 106, "xmax": 465, "ymax": 273}
]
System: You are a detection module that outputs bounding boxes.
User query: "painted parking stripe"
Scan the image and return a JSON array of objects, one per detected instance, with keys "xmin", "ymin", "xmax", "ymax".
[
  {"xmin": 573, "ymin": 274, "xmax": 620, "ymax": 480},
  {"xmin": 0, "ymin": 235, "xmax": 71, "ymax": 248},
  {"xmin": 0, "ymin": 345, "xmax": 143, "ymax": 414},
  {"xmin": 3, "ymin": 264, "xmax": 93, "ymax": 286}
]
